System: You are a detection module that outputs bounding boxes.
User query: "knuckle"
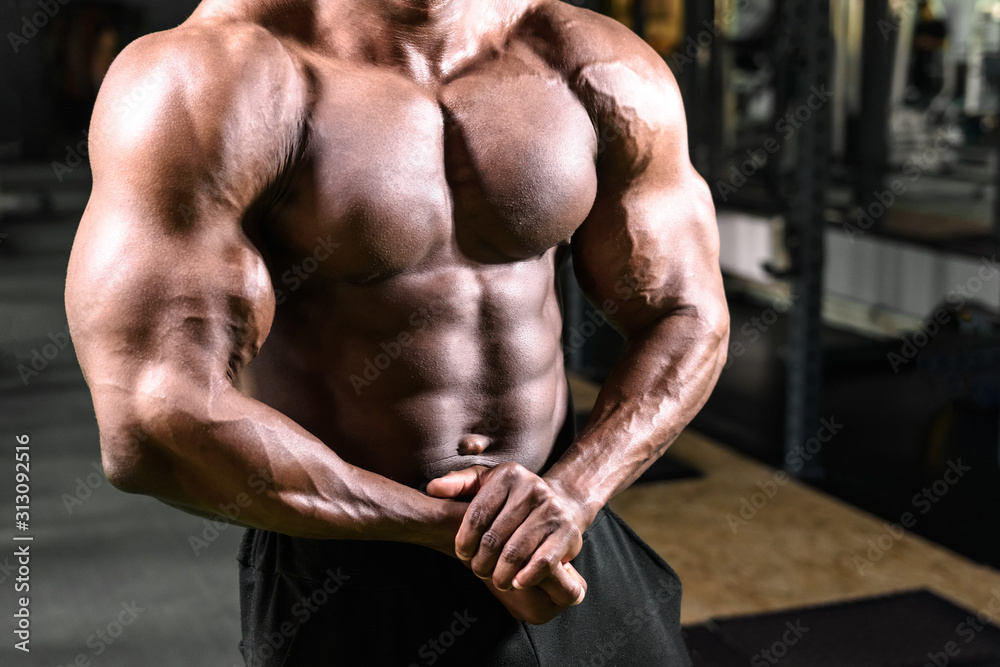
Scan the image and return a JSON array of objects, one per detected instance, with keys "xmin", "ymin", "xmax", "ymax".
[
  {"xmin": 501, "ymin": 545, "xmax": 526, "ymax": 566},
  {"xmin": 549, "ymin": 494, "xmax": 570, "ymax": 514},
  {"xmin": 536, "ymin": 552, "xmax": 558, "ymax": 570},
  {"xmin": 559, "ymin": 523, "xmax": 581, "ymax": 544},
  {"xmin": 528, "ymin": 480, "xmax": 550, "ymax": 502},
  {"xmin": 480, "ymin": 530, "xmax": 502, "ymax": 552},
  {"xmin": 497, "ymin": 462, "xmax": 523, "ymax": 481},
  {"xmin": 467, "ymin": 508, "xmax": 492, "ymax": 532},
  {"xmin": 542, "ymin": 517, "xmax": 563, "ymax": 534}
]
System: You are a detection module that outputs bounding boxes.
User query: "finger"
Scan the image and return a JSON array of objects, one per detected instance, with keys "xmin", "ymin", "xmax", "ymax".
[
  {"xmin": 511, "ymin": 526, "xmax": 582, "ymax": 590},
  {"xmin": 454, "ymin": 476, "xmax": 509, "ymax": 561},
  {"xmin": 425, "ymin": 466, "xmax": 488, "ymax": 499},
  {"xmin": 482, "ymin": 577, "xmax": 562, "ymax": 625},
  {"xmin": 537, "ymin": 562, "xmax": 587, "ymax": 607},
  {"xmin": 490, "ymin": 508, "xmax": 561, "ymax": 591},
  {"xmin": 467, "ymin": 495, "xmax": 537, "ymax": 580}
]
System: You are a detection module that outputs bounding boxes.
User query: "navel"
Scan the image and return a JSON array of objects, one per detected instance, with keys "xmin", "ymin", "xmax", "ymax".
[{"xmin": 457, "ymin": 434, "xmax": 492, "ymax": 456}]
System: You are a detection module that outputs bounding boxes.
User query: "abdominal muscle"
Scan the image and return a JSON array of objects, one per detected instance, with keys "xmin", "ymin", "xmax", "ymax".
[{"xmin": 239, "ymin": 254, "xmax": 571, "ymax": 487}]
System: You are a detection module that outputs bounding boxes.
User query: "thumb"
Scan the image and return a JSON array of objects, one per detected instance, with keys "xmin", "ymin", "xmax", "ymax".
[{"xmin": 425, "ymin": 466, "xmax": 488, "ymax": 499}]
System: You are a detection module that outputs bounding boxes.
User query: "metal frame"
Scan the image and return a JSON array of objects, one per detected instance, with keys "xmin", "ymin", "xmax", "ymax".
[
  {"xmin": 995, "ymin": 131, "xmax": 1000, "ymax": 248},
  {"xmin": 855, "ymin": 0, "xmax": 894, "ymax": 230},
  {"xmin": 780, "ymin": 0, "xmax": 833, "ymax": 477},
  {"xmin": 678, "ymin": 0, "xmax": 717, "ymax": 176}
]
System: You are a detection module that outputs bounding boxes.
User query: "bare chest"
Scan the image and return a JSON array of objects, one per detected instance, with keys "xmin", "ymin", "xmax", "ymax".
[{"xmin": 268, "ymin": 55, "xmax": 599, "ymax": 282}]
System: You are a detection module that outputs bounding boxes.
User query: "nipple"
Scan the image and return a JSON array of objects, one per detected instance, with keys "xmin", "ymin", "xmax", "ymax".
[{"xmin": 457, "ymin": 434, "xmax": 492, "ymax": 456}]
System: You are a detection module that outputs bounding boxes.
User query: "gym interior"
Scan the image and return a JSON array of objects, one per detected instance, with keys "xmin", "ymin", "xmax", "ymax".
[{"xmin": 1, "ymin": 0, "xmax": 999, "ymax": 664}]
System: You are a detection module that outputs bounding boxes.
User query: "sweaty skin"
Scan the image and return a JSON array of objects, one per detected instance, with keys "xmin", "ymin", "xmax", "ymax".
[{"xmin": 66, "ymin": 0, "xmax": 728, "ymax": 625}]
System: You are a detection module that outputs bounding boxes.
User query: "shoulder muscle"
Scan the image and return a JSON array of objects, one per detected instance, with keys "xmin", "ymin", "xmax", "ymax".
[
  {"xmin": 530, "ymin": 2, "xmax": 687, "ymax": 179},
  {"xmin": 89, "ymin": 21, "xmax": 307, "ymax": 218}
]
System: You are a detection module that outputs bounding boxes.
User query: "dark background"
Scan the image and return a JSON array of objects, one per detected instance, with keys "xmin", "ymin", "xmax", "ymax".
[{"xmin": 1, "ymin": 0, "xmax": 999, "ymax": 665}]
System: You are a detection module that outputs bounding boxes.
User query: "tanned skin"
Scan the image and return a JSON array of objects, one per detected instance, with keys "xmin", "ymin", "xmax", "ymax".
[{"xmin": 66, "ymin": 0, "xmax": 728, "ymax": 625}]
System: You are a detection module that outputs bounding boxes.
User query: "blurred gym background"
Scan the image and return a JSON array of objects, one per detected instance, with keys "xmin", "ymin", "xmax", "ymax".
[{"xmin": 2, "ymin": 0, "xmax": 1000, "ymax": 665}]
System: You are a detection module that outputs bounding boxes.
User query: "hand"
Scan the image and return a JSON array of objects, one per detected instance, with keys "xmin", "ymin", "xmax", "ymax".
[
  {"xmin": 426, "ymin": 463, "xmax": 589, "ymax": 596},
  {"xmin": 481, "ymin": 562, "xmax": 588, "ymax": 625}
]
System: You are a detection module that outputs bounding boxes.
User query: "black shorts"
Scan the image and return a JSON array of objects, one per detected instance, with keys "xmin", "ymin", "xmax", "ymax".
[
  {"xmin": 238, "ymin": 505, "xmax": 690, "ymax": 666},
  {"xmin": 237, "ymin": 392, "xmax": 692, "ymax": 666}
]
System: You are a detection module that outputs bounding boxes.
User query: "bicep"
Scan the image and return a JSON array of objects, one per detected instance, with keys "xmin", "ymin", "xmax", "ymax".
[
  {"xmin": 572, "ymin": 169, "xmax": 722, "ymax": 335},
  {"xmin": 67, "ymin": 186, "xmax": 275, "ymax": 492},
  {"xmin": 571, "ymin": 48, "xmax": 725, "ymax": 336},
  {"xmin": 66, "ymin": 34, "xmax": 279, "ymax": 404},
  {"xmin": 572, "ymin": 117, "xmax": 723, "ymax": 335},
  {"xmin": 66, "ymin": 201, "xmax": 275, "ymax": 393}
]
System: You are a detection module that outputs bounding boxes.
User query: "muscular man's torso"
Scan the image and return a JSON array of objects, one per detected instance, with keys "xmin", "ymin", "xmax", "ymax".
[{"xmin": 195, "ymin": 0, "xmax": 610, "ymax": 486}]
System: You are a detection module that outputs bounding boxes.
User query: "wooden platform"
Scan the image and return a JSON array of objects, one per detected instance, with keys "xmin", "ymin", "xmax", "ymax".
[{"xmin": 570, "ymin": 376, "xmax": 1000, "ymax": 625}]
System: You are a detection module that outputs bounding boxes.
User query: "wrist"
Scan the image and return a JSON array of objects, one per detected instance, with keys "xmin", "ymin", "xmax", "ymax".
[
  {"xmin": 544, "ymin": 473, "xmax": 603, "ymax": 535},
  {"xmin": 409, "ymin": 497, "xmax": 467, "ymax": 558}
]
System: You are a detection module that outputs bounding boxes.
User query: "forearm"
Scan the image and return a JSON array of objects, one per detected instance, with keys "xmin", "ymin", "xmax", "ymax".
[
  {"xmin": 96, "ymin": 382, "xmax": 465, "ymax": 553},
  {"xmin": 544, "ymin": 312, "xmax": 727, "ymax": 526}
]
